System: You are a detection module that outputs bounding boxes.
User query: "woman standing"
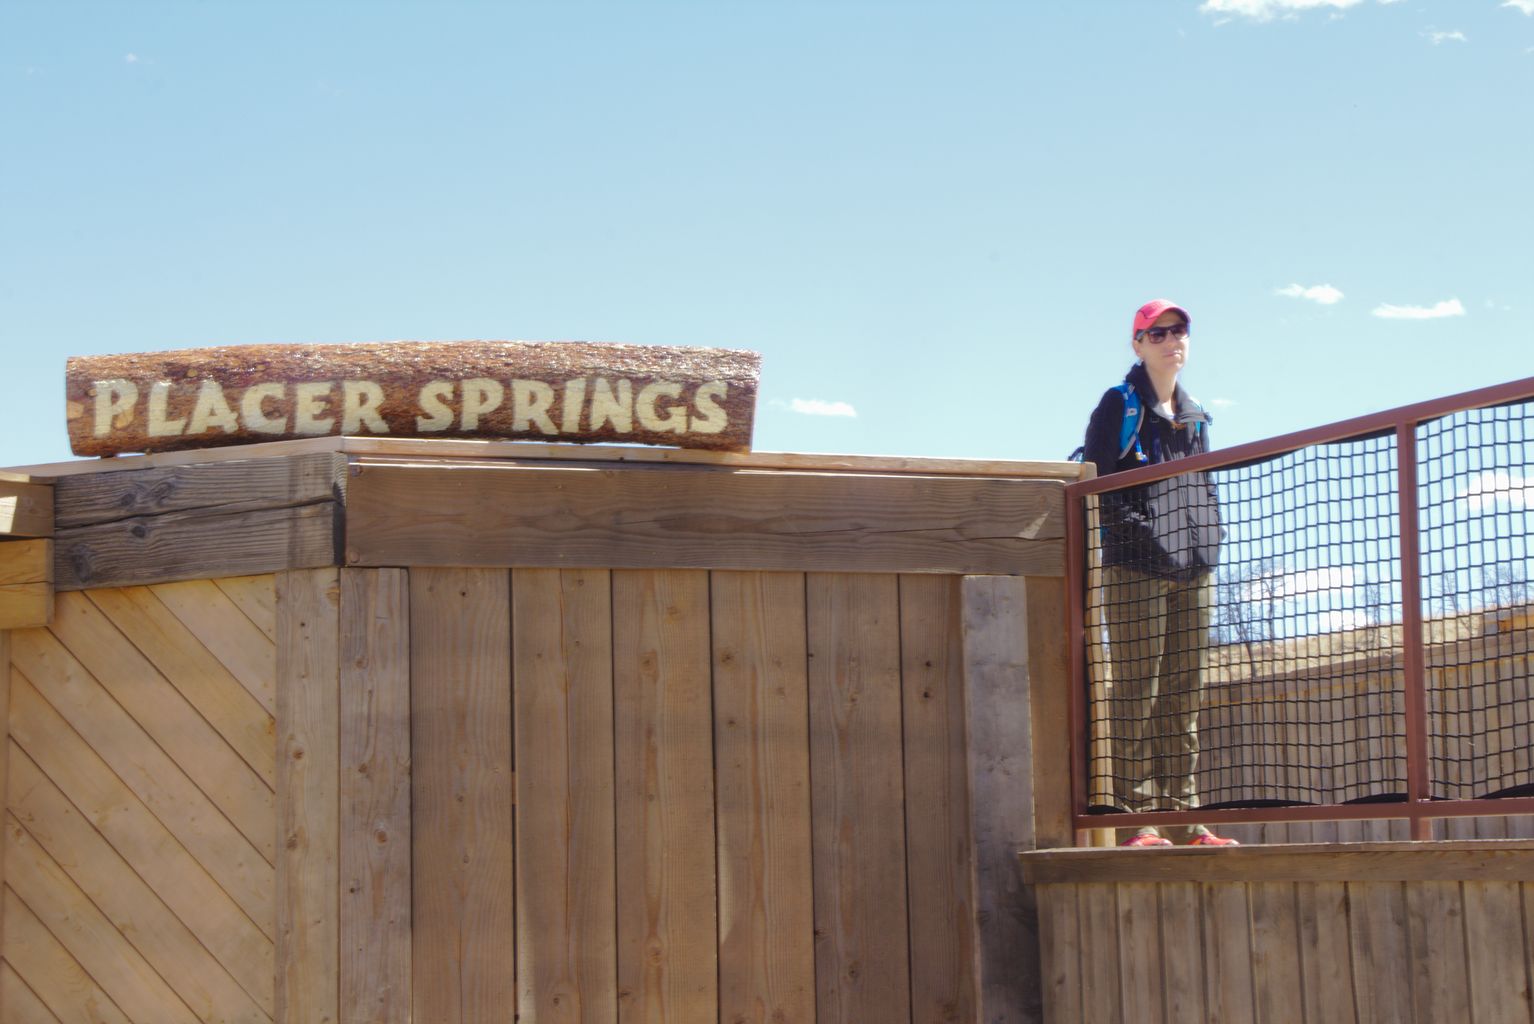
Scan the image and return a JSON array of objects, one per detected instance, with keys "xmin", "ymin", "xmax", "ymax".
[{"xmin": 1082, "ymin": 298, "xmax": 1237, "ymax": 847}]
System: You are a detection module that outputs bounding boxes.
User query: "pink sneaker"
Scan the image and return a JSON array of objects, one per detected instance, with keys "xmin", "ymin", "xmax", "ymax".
[
  {"xmin": 1187, "ymin": 832, "xmax": 1240, "ymax": 847},
  {"xmin": 1121, "ymin": 829, "xmax": 1172, "ymax": 847}
]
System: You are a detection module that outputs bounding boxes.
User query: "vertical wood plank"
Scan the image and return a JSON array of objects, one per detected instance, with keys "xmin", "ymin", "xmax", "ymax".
[
  {"xmin": 808, "ymin": 572, "xmax": 911, "ymax": 1024},
  {"xmin": 277, "ymin": 567, "xmax": 341, "ymax": 1024},
  {"xmin": 712, "ymin": 571, "xmax": 814, "ymax": 1024},
  {"xmin": 0, "ymin": 627, "xmax": 8, "ymax": 976},
  {"xmin": 1078, "ymin": 884, "xmax": 1122, "ymax": 1024},
  {"xmin": 614, "ymin": 569, "xmax": 718, "ymax": 1024},
  {"xmin": 514, "ymin": 568, "xmax": 618, "ymax": 1024},
  {"xmin": 1249, "ymin": 881, "xmax": 1303, "ymax": 1024},
  {"xmin": 1297, "ymin": 881, "xmax": 1358, "ymax": 1024},
  {"xmin": 1348, "ymin": 881, "xmax": 1413, "ymax": 1024},
  {"xmin": 1202, "ymin": 882, "xmax": 1255, "ymax": 1024},
  {"xmin": 1405, "ymin": 880, "xmax": 1470, "ymax": 1024},
  {"xmin": 339, "ymin": 569, "xmax": 412, "ymax": 1024},
  {"xmin": 1116, "ymin": 883, "xmax": 1163, "ymax": 1024},
  {"xmin": 1158, "ymin": 882, "xmax": 1205, "ymax": 1024},
  {"xmin": 961, "ymin": 574, "xmax": 1038, "ymax": 1023},
  {"xmin": 410, "ymin": 568, "xmax": 515, "ymax": 1024},
  {"xmin": 900, "ymin": 573, "xmax": 977, "ymax": 1024},
  {"xmin": 1464, "ymin": 881, "xmax": 1534, "ymax": 1024},
  {"xmin": 1024, "ymin": 576, "xmax": 1073, "ymax": 849},
  {"xmin": 1036, "ymin": 883, "xmax": 1083, "ymax": 1024}
]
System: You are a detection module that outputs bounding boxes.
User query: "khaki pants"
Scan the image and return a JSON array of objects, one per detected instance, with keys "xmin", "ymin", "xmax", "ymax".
[{"xmin": 1104, "ymin": 566, "xmax": 1212, "ymax": 843}]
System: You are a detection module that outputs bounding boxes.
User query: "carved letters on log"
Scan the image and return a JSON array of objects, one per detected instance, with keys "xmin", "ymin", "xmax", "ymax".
[{"xmin": 66, "ymin": 341, "xmax": 760, "ymax": 456}]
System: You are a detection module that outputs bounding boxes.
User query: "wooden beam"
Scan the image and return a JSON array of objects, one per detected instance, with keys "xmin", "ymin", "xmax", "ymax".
[
  {"xmin": 1019, "ymin": 841, "xmax": 1534, "ymax": 885},
  {"xmin": 960, "ymin": 575, "xmax": 1041, "ymax": 1024},
  {"xmin": 345, "ymin": 460, "xmax": 1065, "ymax": 577},
  {"xmin": 0, "ymin": 479, "xmax": 52, "ymax": 538},
  {"xmin": 0, "ymin": 584, "xmax": 51, "ymax": 630},
  {"xmin": 1025, "ymin": 575, "xmax": 1073, "ymax": 849},
  {"xmin": 0, "ymin": 540, "xmax": 52, "ymax": 586}
]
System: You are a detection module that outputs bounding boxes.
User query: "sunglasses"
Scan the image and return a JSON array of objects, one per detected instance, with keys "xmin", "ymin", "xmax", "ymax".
[{"xmin": 1140, "ymin": 325, "xmax": 1189, "ymax": 344}]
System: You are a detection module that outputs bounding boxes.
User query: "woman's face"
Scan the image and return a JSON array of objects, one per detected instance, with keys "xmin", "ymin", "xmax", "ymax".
[{"xmin": 1133, "ymin": 310, "xmax": 1190, "ymax": 375}]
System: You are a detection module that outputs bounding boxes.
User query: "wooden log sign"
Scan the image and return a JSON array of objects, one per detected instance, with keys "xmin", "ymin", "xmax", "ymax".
[{"xmin": 66, "ymin": 341, "xmax": 761, "ymax": 456}]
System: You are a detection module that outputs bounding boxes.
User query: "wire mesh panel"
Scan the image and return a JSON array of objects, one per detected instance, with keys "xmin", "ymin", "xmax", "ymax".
[
  {"xmin": 1418, "ymin": 400, "xmax": 1534, "ymax": 800},
  {"xmin": 1084, "ymin": 432, "xmax": 1408, "ymax": 815}
]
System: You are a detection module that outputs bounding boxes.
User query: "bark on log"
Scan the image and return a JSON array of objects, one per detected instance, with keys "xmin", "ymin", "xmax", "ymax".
[{"xmin": 66, "ymin": 340, "xmax": 760, "ymax": 456}]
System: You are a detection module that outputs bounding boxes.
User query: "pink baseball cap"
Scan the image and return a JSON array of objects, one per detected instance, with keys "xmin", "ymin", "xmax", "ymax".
[{"xmin": 1132, "ymin": 299, "xmax": 1190, "ymax": 339}]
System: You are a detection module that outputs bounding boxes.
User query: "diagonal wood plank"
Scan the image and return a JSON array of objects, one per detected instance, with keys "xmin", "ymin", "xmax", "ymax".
[
  {"xmin": 898, "ymin": 573, "xmax": 978, "ymax": 1024},
  {"xmin": 712, "ymin": 570, "xmax": 815, "ymax": 1024},
  {"xmin": 9, "ymin": 747, "xmax": 273, "ymax": 1021},
  {"xmin": 6, "ymin": 814, "xmax": 202, "ymax": 1024},
  {"xmin": 214, "ymin": 575, "xmax": 277, "ymax": 643},
  {"xmin": 410, "ymin": 568, "xmax": 515, "ymax": 1024},
  {"xmin": 276, "ymin": 568, "xmax": 341, "ymax": 1024},
  {"xmin": 8, "ymin": 670, "xmax": 276, "ymax": 988},
  {"xmin": 10, "ymin": 632, "xmax": 275, "ymax": 933},
  {"xmin": 151, "ymin": 579, "xmax": 276, "ymax": 715},
  {"xmin": 85, "ymin": 586, "xmax": 275, "ymax": 786},
  {"xmin": 48, "ymin": 591, "xmax": 275, "ymax": 858},
  {"xmin": 513, "ymin": 568, "xmax": 617, "ymax": 1024},
  {"xmin": 339, "ymin": 569, "xmax": 412, "ymax": 1024},
  {"xmin": 614, "ymin": 569, "xmax": 718, "ymax": 1024},
  {"xmin": 3, "ymin": 888, "xmax": 131, "ymax": 1024},
  {"xmin": 807, "ymin": 572, "xmax": 911, "ymax": 1024},
  {"xmin": 2, "ymin": 962, "xmax": 65, "ymax": 1024}
]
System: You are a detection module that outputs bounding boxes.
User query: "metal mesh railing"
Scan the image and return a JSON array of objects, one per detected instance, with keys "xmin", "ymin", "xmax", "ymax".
[{"xmin": 1069, "ymin": 377, "xmax": 1534, "ymax": 836}]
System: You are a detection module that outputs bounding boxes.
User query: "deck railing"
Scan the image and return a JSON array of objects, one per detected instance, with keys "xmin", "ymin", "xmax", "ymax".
[{"xmin": 1065, "ymin": 375, "xmax": 1534, "ymax": 842}]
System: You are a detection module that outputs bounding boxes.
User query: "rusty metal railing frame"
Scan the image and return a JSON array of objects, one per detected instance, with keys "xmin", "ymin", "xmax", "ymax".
[{"xmin": 1065, "ymin": 374, "xmax": 1534, "ymax": 844}]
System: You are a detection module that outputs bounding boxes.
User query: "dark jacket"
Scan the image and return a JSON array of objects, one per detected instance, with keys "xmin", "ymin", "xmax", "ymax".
[{"xmin": 1084, "ymin": 362, "xmax": 1222, "ymax": 580}]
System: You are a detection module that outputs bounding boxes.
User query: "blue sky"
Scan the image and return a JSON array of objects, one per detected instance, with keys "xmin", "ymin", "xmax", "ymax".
[{"xmin": 3, "ymin": 0, "xmax": 1531, "ymax": 470}]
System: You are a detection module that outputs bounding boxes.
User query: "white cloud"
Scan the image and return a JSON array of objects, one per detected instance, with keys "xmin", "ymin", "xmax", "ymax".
[
  {"xmin": 1459, "ymin": 471, "xmax": 1533, "ymax": 512},
  {"xmin": 124, "ymin": 53, "xmax": 140, "ymax": 64},
  {"xmin": 786, "ymin": 398, "xmax": 857, "ymax": 418},
  {"xmin": 1504, "ymin": 0, "xmax": 1534, "ymax": 15},
  {"xmin": 1200, "ymin": 0, "xmax": 1363, "ymax": 21},
  {"xmin": 1276, "ymin": 283, "xmax": 1344, "ymax": 305},
  {"xmin": 1371, "ymin": 298, "xmax": 1466, "ymax": 319},
  {"xmin": 1423, "ymin": 29, "xmax": 1468, "ymax": 44},
  {"xmin": 1208, "ymin": 398, "xmax": 1237, "ymax": 409}
]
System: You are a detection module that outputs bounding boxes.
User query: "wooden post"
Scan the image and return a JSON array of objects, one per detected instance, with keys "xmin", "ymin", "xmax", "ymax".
[
  {"xmin": 962, "ymin": 574, "xmax": 1042, "ymax": 1024},
  {"xmin": 277, "ymin": 568, "xmax": 342, "ymax": 1024},
  {"xmin": 0, "ymin": 627, "xmax": 9, "ymax": 1000}
]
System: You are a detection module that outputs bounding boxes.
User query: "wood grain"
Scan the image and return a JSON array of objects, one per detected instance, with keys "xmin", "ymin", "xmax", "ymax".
[
  {"xmin": 711, "ymin": 570, "xmax": 815, "ymax": 1024},
  {"xmin": 0, "ymin": 480, "xmax": 53, "ymax": 537},
  {"xmin": 344, "ymin": 460, "xmax": 1065, "ymax": 577},
  {"xmin": 1202, "ymin": 882, "xmax": 1255, "ymax": 1024},
  {"xmin": 276, "ymin": 568, "xmax": 341, "ymax": 1024},
  {"xmin": 7, "ymin": 751, "xmax": 272, "ymax": 1021},
  {"xmin": 1025, "ymin": 574, "xmax": 1073, "ymax": 849},
  {"xmin": 961, "ymin": 574, "xmax": 1039, "ymax": 1022},
  {"xmin": 1078, "ymin": 884, "xmax": 1122, "ymax": 1024},
  {"xmin": 1348, "ymin": 881, "xmax": 1413, "ymax": 1024},
  {"xmin": 613, "ymin": 569, "xmax": 718, "ymax": 1023},
  {"xmin": 898, "ymin": 573, "xmax": 977, "ymax": 1024},
  {"xmin": 2, "ymin": 887, "xmax": 132, "ymax": 1024},
  {"xmin": 215, "ymin": 574, "xmax": 278, "ymax": 641},
  {"xmin": 1297, "ymin": 881, "xmax": 1358, "ymax": 1024},
  {"xmin": 1462, "ymin": 880, "xmax": 1533, "ymax": 1024},
  {"xmin": 339, "ymin": 569, "xmax": 412, "ymax": 1024},
  {"xmin": 151, "ymin": 578, "xmax": 278, "ymax": 715},
  {"xmin": 1116, "ymin": 883, "xmax": 1164, "ymax": 1024},
  {"xmin": 513, "ymin": 568, "xmax": 618, "ymax": 1024},
  {"xmin": 1035, "ymin": 883, "xmax": 1084, "ymax": 1024},
  {"xmin": 0, "ymin": 963, "xmax": 64, "ymax": 1024},
  {"xmin": 807, "ymin": 572, "xmax": 910, "ymax": 1024},
  {"xmin": 1248, "ymin": 881, "xmax": 1304, "ymax": 1024},
  {"xmin": 1158, "ymin": 882, "xmax": 1205, "ymax": 1023},
  {"xmin": 410, "ymin": 568, "xmax": 515, "ymax": 1024},
  {"xmin": 0, "ymin": 539, "xmax": 51, "ymax": 585},
  {"xmin": 56, "ymin": 501, "xmax": 338, "ymax": 590},
  {"xmin": 10, "ymin": 629, "xmax": 274, "ymax": 933},
  {"xmin": 6, "ymin": 670, "xmax": 275, "ymax": 1006},
  {"xmin": 0, "ymin": 583, "xmax": 51, "ymax": 629},
  {"xmin": 1405, "ymin": 880, "xmax": 1471, "ymax": 1023}
]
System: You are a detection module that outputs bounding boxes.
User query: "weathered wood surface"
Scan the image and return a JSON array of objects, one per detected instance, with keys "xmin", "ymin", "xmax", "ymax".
[
  {"xmin": 0, "ymin": 478, "xmax": 52, "ymax": 537},
  {"xmin": 54, "ymin": 454, "xmax": 344, "ymax": 590},
  {"xmin": 410, "ymin": 568, "xmax": 515, "ymax": 1024},
  {"xmin": 277, "ymin": 568, "xmax": 341, "ymax": 1024},
  {"xmin": 513, "ymin": 568, "xmax": 617, "ymax": 1024},
  {"xmin": 346, "ymin": 460, "xmax": 1065, "ymax": 577},
  {"xmin": 67, "ymin": 340, "xmax": 760, "ymax": 455},
  {"xmin": 339, "ymin": 569, "xmax": 412, "ymax": 1024},
  {"xmin": 711, "ymin": 570, "xmax": 815, "ymax": 1024},
  {"xmin": 807, "ymin": 573, "xmax": 910, "ymax": 1023},
  {"xmin": 963, "ymin": 574, "xmax": 1039, "ymax": 1024},
  {"xmin": 613, "ymin": 569, "xmax": 718, "ymax": 1023}
]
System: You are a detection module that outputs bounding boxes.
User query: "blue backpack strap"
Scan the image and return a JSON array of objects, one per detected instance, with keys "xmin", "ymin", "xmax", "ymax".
[{"xmin": 1115, "ymin": 383, "xmax": 1147, "ymax": 462}]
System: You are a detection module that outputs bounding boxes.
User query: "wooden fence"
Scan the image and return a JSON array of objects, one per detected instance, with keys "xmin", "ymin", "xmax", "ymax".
[{"xmin": 0, "ymin": 439, "xmax": 1078, "ymax": 1024}]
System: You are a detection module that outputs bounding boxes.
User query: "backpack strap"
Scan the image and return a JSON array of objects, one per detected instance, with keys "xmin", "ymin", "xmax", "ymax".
[{"xmin": 1115, "ymin": 383, "xmax": 1147, "ymax": 463}]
